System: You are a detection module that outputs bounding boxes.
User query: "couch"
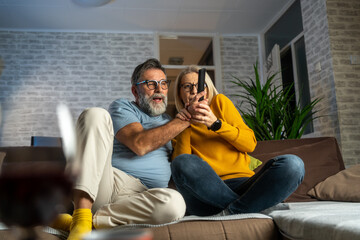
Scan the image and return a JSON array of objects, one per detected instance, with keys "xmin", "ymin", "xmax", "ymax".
[{"xmin": 1, "ymin": 137, "xmax": 359, "ymax": 240}]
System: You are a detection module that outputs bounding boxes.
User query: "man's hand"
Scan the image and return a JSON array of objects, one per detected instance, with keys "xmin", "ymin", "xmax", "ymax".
[{"xmin": 176, "ymin": 104, "xmax": 191, "ymax": 122}]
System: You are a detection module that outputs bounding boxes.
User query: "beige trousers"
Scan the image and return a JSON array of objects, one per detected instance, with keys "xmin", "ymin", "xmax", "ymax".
[{"xmin": 73, "ymin": 107, "xmax": 185, "ymax": 229}]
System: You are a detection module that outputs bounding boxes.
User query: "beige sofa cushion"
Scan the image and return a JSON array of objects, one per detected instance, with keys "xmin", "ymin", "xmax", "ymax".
[
  {"xmin": 150, "ymin": 218, "xmax": 279, "ymax": 240},
  {"xmin": 307, "ymin": 164, "xmax": 360, "ymax": 202}
]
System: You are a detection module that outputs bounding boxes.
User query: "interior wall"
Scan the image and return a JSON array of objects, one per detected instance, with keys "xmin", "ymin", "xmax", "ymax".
[
  {"xmin": 220, "ymin": 36, "xmax": 259, "ymax": 109},
  {"xmin": 0, "ymin": 32, "xmax": 155, "ymax": 146},
  {"xmin": 326, "ymin": 0, "xmax": 360, "ymax": 166},
  {"xmin": 301, "ymin": 0, "xmax": 340, "ymax": 141},
  {"xmin": 0, "ymin": 31, "xmax": 258, "ymax": 146},
  {"xmin": 1, "ymin": 8, "xmax": 357, "ymax": 167},
  {"xmin": 301, "ymin": 0, "xmax": 360, "ymax": 166}
]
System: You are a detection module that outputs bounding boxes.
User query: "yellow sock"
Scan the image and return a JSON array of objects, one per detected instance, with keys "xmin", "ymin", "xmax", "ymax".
[
  {"xmin": 67, "ymin": 209, "xmax": 93, "ymax": 240},
  {"xmin": 50, "ymin": 213, "xmax": 73, "ymax": 232}
]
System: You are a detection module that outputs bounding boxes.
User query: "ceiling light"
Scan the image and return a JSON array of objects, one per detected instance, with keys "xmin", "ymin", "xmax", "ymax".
[
  {"xmin": 73, "ymin": 0, "xmax": 113, "ymax": 7},
  {"xmin": 160, "ymin": 35, "xmax": 179, "ymax": 40},
  {"xmin": 168, "ymin": 57, "xmax": 184, "ymax": 65}
]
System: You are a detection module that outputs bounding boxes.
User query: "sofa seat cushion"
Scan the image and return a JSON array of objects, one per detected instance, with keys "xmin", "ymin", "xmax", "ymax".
[
  {"xmin": 0, "ymin": 230, "xmax": 62, "ymax": 240},
  {"xmin": 0, "ymin": 224, "xmax": 66, "ymax": 240},
  {"xmin": 267, "ymin": 201, "xmax": 360, "ymax": 240},
  {"xmin": 100, "ymin": 214, "xmax": 276, "ymax": 240},
  {"xmin": 150, "ymin": 218, "xmax": 278, "ymax": 240}
]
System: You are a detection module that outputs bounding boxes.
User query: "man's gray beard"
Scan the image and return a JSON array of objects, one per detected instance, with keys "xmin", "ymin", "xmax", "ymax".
[{"xmin": 138, "ymin": 93, "xmax": 167, "ymax": 116}]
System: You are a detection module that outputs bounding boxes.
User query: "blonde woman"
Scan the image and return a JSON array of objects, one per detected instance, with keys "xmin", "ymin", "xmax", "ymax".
[{"xmin": 171, "ymin": 65, "xmax": 305, "ymax": 216}]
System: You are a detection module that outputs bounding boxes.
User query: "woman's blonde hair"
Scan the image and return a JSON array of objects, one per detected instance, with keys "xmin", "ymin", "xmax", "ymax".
[{"xmin": 174, "ymin": 65, "xmax": 219, "ymax": 112}]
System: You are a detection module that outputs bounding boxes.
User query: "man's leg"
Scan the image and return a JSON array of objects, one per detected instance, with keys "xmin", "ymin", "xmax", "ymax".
[
  {"xmin": 93, "ymin": 169, "xmax": 186, "ymax": 228},
  {"xmin": 55, "ymin": 107, "xmax": 115, "ymax": 240},
  {"xmin": 73, "ymin": 107, "xmax": 115, "ymax": 212},
  {"xmin": 171, "ymin": 154, "xmax": 239, "ymax": 216}
]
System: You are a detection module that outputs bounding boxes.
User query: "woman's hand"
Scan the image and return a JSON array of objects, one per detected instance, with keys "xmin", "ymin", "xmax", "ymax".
[
  {"xmin": 186, "ymin": 91, "xmax": 206, "ymax": 115},
  {"xmin": 187, "ymin": 92, "xmax": 217, "ymax": 128},
  {"xmin": 191, "ymin": 102, "xmax": 217, "ymax": 128}
]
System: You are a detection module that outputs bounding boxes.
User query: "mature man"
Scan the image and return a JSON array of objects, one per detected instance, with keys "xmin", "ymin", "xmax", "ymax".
[{"xmin": 53, "ymin": 59, "xmax": 190, "ymax": 240}]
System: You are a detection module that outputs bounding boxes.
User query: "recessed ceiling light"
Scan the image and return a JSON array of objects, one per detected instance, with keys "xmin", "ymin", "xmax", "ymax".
[
  {"xmin": 168, "ymin": 57, "xmax": 184, "ymax": 65},
  {"xmin": 160, "ymin": 35, "xmax": 179, "ymax": 40},
  {"xmin": 73, "ymin": 0, "xmax": 113, "ymax": 7}
]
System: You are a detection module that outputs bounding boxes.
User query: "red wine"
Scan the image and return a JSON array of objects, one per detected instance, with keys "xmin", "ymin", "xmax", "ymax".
[{"xmin": 0, "ymin": 162, "xmax": 73, "ymax": 227}]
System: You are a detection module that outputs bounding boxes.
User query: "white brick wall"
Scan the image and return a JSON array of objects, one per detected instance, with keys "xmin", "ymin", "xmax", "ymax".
[
  {"xmin": 220, "ymin": 36, "xmax": 259, "ymax": 109},
  {"xmin": 0, "ymin": 31, "xmax": 259, "ymax": 147},
  {"xmin": 0, "ymin": 32, "xmax": 155, "ymax": 146}
]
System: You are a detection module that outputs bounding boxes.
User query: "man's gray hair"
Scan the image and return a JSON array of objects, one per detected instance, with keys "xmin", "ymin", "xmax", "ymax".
[{"xmin": 131, "ymin": 58, "xmax": 166, "ymax": 85}]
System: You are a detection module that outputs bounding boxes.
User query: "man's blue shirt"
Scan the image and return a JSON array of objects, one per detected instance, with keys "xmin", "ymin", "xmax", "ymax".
[{"xmin": 109, "ymin": 98, "xmax": 172, "ymax": 188}]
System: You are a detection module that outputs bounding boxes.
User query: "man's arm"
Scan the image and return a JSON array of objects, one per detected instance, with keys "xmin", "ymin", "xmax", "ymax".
[{"xmin": 115, "ymin": 118, "xmax": 190, "ymax": 156}]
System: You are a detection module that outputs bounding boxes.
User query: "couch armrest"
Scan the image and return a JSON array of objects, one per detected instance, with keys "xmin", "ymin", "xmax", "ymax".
[{"xmin": 0, "ymin": 146, "xmax": 66, "ymax": 165}]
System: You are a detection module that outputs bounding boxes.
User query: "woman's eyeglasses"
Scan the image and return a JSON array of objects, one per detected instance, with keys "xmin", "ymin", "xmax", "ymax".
[{"xmin": 180, "ymin": 83, "xmax": 207, "ymax": 92}]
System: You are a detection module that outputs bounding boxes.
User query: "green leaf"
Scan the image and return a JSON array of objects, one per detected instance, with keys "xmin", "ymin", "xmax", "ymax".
[{"xmin": 231, "ymin": 61, "xmax": 322, "ymax": 140}]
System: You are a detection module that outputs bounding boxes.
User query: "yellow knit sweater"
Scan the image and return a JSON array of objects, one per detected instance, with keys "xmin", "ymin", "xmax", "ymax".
[{"xmin": 172, "ymin": 94, "xmax": 257, "ymax": 180}]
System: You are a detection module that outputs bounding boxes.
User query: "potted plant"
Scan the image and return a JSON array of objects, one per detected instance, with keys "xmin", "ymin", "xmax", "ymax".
[{"xmin": 231, "ymin": 62, "xmax": 321, "ymax": 140}]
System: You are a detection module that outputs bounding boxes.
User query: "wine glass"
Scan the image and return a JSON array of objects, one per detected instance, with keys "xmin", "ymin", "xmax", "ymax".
[{"xmin": 0, "ymin": 104, "xmax": 77, "ymax": 240}]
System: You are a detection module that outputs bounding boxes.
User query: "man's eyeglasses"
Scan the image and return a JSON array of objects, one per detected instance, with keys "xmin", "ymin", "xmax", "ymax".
[
  {"xmin": 180, "ymin": 83, "xmax": 207, "ymax": 92},
  {"xmin": 135, "ymin": 79, "xmax": 171, "ymax": 90}
]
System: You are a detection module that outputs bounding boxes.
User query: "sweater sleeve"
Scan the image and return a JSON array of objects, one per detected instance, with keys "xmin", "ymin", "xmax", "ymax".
[{"xmin": 211, "ymin": 94, "xmax": 257, "ymax": 153}]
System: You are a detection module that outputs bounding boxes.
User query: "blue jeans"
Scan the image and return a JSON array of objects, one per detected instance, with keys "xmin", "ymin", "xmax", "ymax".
[{"xmin": 171, "ymin": 154, "xmax": 305, "ymax": 216}]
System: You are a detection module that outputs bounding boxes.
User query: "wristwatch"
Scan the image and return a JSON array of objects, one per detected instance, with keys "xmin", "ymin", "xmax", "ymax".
[{"xmin": 208, "ymin": 119, "xmax": 222, "ymax": 131}]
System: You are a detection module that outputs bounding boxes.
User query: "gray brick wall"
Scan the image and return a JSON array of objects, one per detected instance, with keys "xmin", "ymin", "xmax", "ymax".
[
  {"xmin": 220, "ymin": 36, "xmax": 259, "ymax": 109},
  {"xmin": 301, "ymin": 0, "xmax": 360, "ymax": 166},
  {"xmin": 0, "ymin": 31, "xmax": 155, "ymax": 146},
  {"xmin": 301, "ymin": 0, "xmax": 341, "ymax": 142},
  {"xmin": 326, "ymin": 0, "xmax": 360, "ymax": 166}
]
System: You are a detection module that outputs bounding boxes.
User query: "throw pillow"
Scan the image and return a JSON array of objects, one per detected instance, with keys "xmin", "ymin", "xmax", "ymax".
[
  {"xmin": 249, "ymin": 155, "xmax": 262, "ymax": 171},
  {"xmin": 307, "ymin": 164, "xmax": 360, "ymax": 202}
]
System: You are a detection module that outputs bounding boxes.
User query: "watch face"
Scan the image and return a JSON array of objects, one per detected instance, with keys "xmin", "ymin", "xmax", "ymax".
[{"xmin": 211, "ymin": 119, "xmax": 222, "ymax": 131}]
